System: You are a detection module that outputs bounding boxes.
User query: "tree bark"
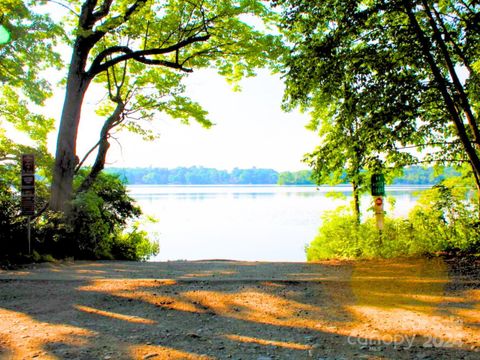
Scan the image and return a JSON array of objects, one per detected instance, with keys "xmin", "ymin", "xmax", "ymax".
[
  {"xmin": 421, "ymin": 0, "xmax": 480, "ymax": 150},
  {"xmin": 352, "ymin": 180, "xmax": 361, "ymax": 224},
  {"xmin": 49, "ymin": 44, "xmax": 91, "ymax": 212},
  {"xmin": 76, "ymin": 100, "xmax": 125, "ymax": 194}
]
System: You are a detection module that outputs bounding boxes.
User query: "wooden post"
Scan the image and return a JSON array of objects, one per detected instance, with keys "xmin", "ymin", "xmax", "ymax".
[
  {"xmin": 374, "ymin": 196, "xmax": 384, "ymax": 231},
  {"xmin": 21, "ymin": 154, "xmax": 35, "ymax": 254},
  {"xmin": 371, "ymin": 174, "xmax": 386, "ymax": 232}
]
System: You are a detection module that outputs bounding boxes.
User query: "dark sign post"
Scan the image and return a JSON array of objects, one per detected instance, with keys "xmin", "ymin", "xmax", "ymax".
[
  {"xmin": 371, "ymin": 174, "xmax": 385, "ymax": 231},
  {"xmin": 21, "ymin": 154, "xmax": 35, "ymax": 254}
]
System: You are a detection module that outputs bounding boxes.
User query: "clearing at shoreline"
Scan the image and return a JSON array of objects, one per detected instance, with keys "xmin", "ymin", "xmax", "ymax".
[{"xmin": 0, "ymin": 258, "xmax": 479, "ymax": 359}]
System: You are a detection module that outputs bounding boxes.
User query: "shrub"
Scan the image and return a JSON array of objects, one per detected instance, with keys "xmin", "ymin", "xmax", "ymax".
[
  {"xmin": 62, "ymin": 171, "xmax": 159, "ymax": 260},
  {"xmin": 406, "ymin": 184, "xmax": 480, "ymax": 254},
  {"xmin": 0, "ymin": 181, "xmax": 28, "ymax": 259},
  {"xmin": 306, "ymin": 208, "xmax": 417, "ymax": 260},
  {"xmin": 306, "ymin": 183, "xmax": 480, "ymax": 261},
  {"xmin": 1, "ymin": 171, "xmax": 159, "ymax": 263}
]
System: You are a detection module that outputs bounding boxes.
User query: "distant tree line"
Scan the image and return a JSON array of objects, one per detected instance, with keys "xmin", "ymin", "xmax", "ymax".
[
  {"xmin": 105, "ymin": 166, "xmax": 459, "ymax": 185},
  {"xmin": 106, "ymin": 167, "xmax": 279, "ymax": 185}
]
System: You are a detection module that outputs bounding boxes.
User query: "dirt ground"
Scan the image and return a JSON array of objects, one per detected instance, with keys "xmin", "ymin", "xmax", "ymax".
[{"xmin": 0, "ymin": 258, "xmax": 479, "ymax": 360}]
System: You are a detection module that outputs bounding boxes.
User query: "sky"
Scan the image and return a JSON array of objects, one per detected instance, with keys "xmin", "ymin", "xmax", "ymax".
[
  {"xmin": 30, "ymin": 2, "xmax": 320, "ymax": 173},
  {"xmin": 45, "ymin": 68, "xmax": 319, "ymax": 172}
]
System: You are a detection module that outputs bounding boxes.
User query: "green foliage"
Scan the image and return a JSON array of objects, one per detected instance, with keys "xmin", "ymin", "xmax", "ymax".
[
  {"xmin": 277, "ymin": 170, "xmax": 313, "ymax": 185},
  {"xmin": 0, "ymin": 171, "xmax": 159, "ymax": 263},
  {"xmin": 0, "ymin": 181, "xmax": 27, "ymax": 257},
  {"xmin": 406, "ymin": 183, "xmax": 480, "ymax": 253},
  {"xmin": 107, "ymin": 166, "xmax": 281, "ymax": 185},
  {"xmin": 111, "ymin": 221, "xmax": 160, "ymax": 261},
  {"xmin": 0, "ymin": 0, "xmax": 62, "ymax": 103},
  {"xmin": 276, "ymin": 0, "xmax": 480, "ymax": 195},
  {"xmin": 0, "ymin": 0, "xmax": 58, "ymax": 192},
  {"xmin": 63, "ymin": 171, "xmax": 159, "ymax": 260},
  {"xmin": 306, "ymin": 207, "xmax": 415, "ymax": 260},
  {"xmin": 306, "ymin": 182, "xmax": 480, "ymax": 261}
]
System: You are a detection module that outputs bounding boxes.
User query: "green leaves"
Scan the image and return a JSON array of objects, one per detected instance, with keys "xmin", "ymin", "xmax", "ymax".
[
  {"xmin": 79, "ymin": 0, "xmax": 285, "ymax": 148},
  {"xmin": 0, "ymin": 0, "xmax": 62, "ymax": 104},
  {"xmin": 277, "ymin": 0, "xmax": 480, "ymax": 190},
  {"xmin": 0, "ymin": 0, "xmax": 59, "ymax": 189},
  {"xmin": 69, "ymin": 170, "xmax": 158, "ymax": 259}
]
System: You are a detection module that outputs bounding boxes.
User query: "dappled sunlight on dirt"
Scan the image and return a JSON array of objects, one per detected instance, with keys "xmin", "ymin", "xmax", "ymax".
[
  {"xmin": 224, "ymin": 334, "xmax": 312, "ymax": 350},
  {"xmin": 0, "ymin": 308, "xmax": 93, "ymax": 359},
  {"xmin": 78, "ymin": 280, "xmax": 210, "ymax": 314},
  {"xmin": 74, "ymin": 305, "xmax": 157, "ymax": 325},
  {"xmin": 446, "ymin": 287, "xmax": 480, "ymax": 341},
  {"xmin": 346, "ymin": 258, "xmax": 480, "ymax": 348},
  {"xmin": 183, "ymin": 289, "xmax": 323, "ymax": 329},
  {"xmin": 128, "ymin": 344, "xmax": 214, "ymax": 359},
  {"xmin": 0, "ymin": 259, "xmax": 479, "ymax": 359}
]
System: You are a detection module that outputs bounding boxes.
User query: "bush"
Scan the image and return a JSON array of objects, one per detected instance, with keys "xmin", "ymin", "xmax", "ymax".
[
  {"xmin": 406, "ymin": 184, "xmax": 480, "ymax": 254},
  {"xmin": 306, "ymin": 183, "xmax": 480, "ymax": 261},
  {"xmin": 0, "ymin": 182, "xmax": 28, "ymax": 259},
  {"xmin": 111, "ymin": 221, "xmax": 160, "ymax": 261},
  {"xmin": 63, "ymin": 171, "xmax": 159, "ymax": 260},
  {"xmin": 0, "ymin": 171, "xmax": 159, "ymax": 263},
  {"xmin": 306, "ymin": 208, "xmax": 416, "ymax": 260}
]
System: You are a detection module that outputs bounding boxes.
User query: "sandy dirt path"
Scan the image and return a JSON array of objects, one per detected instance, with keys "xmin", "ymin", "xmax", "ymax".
[{"xmin": 0, "ymin": 258, "xmax": 479, "ymax": 359}]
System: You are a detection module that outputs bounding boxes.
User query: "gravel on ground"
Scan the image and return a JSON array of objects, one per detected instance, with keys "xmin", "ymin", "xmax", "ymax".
[{"xmin": 0, "ymin": 258, "xmax": 479, "ymax": 359}]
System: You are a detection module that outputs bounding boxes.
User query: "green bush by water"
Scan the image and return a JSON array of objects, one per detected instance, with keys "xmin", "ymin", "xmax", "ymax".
[
  {"xmin": 0, "ymin": 172, "xmax": 159, "ymax": 263},
  {"xmin": 306, "ymin": 183, "xmax": 480, "ymax": 260}
]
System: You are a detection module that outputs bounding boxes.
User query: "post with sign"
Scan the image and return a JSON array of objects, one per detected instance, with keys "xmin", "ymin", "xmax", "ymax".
[
  {"xmin": 21, "ymin": 154, "xmax": 35, "ymax": 254},
  {"xmin": 371, "ymin": 174, "xmax": 385, "ymax": 232}
]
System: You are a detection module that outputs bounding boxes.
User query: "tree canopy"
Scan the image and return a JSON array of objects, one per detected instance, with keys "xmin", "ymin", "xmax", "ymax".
[
  {"xmin": 275, "ymin": 0, "xmax": 480, "ymax": 200},
  {"xmin": 0, "ymin": 0, "xmax": 62, "ymax": 187},
  {"xmin": 48, "ymin": 0, "xmax": 285, "ymax": 212}
]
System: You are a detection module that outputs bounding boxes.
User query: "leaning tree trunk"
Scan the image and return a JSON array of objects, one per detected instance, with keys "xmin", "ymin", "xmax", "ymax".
[
  {"xmin": 50, "ymin": 49, "xmax": 91, "ymax": 213},
  {"xmin": 403, "ymin": 0, "xmax": 480, "ymax": 197},
  {"xmin": 76, "ymin": 100, "xmax": 125, "ymax": 194}
]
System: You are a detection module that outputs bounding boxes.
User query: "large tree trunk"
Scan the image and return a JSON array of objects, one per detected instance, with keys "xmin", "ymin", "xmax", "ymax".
[{"xmin": 50, "ymin": 50, "xmax": 91, "ymax": 212}]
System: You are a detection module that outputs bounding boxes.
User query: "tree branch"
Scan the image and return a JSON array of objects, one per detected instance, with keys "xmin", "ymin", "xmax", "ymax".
[
  {"xmin": 76, "ymin": 99, "xmax": 126, "ymax": 193},
  {"xmin": 90, "ymin": 0, "xmax": 147, "ymax": 35},
  {"xmin": 45, "ymin": 0, "xmax": 80, "ymax": 17},
  {"xmin": 79, "ymin": 0, "xmax": 99, "ymax": 29},
  {"xmin": 91, "ymin": 0, "xmax": 114, "ymax": 23},
  {"xmin": 402, "ymin": 0, "xmax": 480, "ymax": 179},
  {"xmin": 421, "ymin": 0, "xmax": 480, "ymax": 148},
  {"xmin": 432, "ymin": 4, "xmax": 473, "ymax": 74},
  {"xmin": 75, "ymin": 139, "xmax": 101, "ymax": 173},
  {"xmin": 88, "ymin": 34, "xmax": 210, "ymax": 76},
  {"xmin": 394, "ymin": 141, "xmax": 462, "ymax": 150}
]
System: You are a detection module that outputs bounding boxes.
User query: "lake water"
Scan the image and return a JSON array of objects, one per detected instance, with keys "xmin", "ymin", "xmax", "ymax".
[{"xmin": 128, "ymin": 185, "xmax": 431, "ymax": 262}]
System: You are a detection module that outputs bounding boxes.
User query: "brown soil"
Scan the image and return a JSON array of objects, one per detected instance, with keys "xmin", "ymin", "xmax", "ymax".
[{"xmin": 0, "ymin": 258, "xmax": 479, "ymax": 359}]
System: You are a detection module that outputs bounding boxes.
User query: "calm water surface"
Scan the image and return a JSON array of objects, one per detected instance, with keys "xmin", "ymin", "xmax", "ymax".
[{"xmin": 128, "ymin": 185, "xmax": 430, "ymax": 262}]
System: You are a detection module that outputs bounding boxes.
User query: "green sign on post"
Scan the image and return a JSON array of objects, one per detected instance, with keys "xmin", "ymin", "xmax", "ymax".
[{"xmin": 371, "ymin": 173, "xmax": 385, "ymax": 196}]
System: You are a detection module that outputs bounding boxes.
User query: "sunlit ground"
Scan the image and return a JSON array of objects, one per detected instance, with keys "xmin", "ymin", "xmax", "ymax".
[{"xmin": 0, "ymin": 258, "xmax": 478, "ymax": 359}]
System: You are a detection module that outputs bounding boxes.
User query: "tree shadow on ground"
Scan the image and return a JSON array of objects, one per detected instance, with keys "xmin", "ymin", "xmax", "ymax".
[{"xmin": 0, "ymin": 258, "xmax": 479, "ymax": 359}]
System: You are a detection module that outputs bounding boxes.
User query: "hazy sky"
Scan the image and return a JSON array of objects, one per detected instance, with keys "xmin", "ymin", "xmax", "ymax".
[{"xmin": 45, "ymin": 68, "xmax": 318, "ymax": 171}]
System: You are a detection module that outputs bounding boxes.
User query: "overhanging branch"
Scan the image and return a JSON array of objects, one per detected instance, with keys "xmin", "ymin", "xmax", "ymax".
[
  {"xmin": 88, "ymin": 34, "xmax": 210, "ymax": 76},
  {"xmin": 91, "ymin": 0, "xmax": 114, "ymax": 23}
]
